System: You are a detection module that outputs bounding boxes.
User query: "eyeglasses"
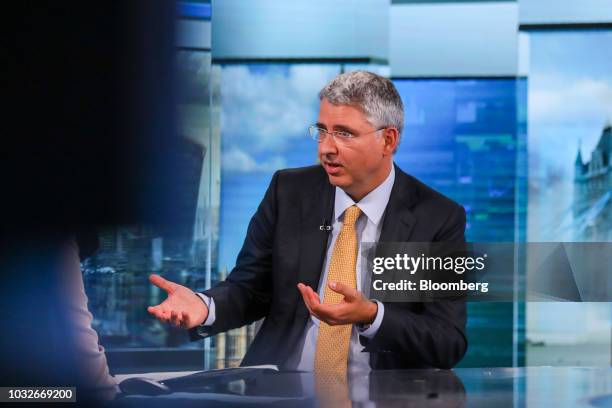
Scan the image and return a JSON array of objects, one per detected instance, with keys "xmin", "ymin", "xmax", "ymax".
[{"xmin": 308, "ymin": 125, "xmax": 386, "ymax": 143}]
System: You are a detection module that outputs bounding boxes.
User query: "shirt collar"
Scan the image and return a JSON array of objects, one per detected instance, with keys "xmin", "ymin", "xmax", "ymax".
[{"xmin": 334, "ymin": 165, "xmax": 395, "ymax": 226}]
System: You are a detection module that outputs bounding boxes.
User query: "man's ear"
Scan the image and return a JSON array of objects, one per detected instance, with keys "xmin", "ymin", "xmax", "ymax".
[{"xmin": 382, "ymin": 128, "xmax": 399, "ymax": 155}]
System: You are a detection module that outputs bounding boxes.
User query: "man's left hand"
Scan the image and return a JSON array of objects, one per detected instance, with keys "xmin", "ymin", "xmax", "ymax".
[{"xmin": 297, "ymin": 281, "xmax": 377, "ymax": 326}]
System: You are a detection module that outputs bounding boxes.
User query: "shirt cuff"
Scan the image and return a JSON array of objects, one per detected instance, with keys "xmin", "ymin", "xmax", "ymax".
[
  {"xmin": 195, "ymin": 292, "xmax": 216, "ymax": 326},
  {"xmin": 359, "ymin": 300, "xmax": 384, "ymax": 339}
]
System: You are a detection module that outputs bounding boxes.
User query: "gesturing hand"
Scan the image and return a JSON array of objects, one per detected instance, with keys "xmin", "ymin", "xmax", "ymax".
[
  {"xmin": 147, "ymin": 274, "xmax": 208, "ymax": 329},
  {"xmin": 297, "ymin": 281, "xmax": 377, "ymax": 326}
]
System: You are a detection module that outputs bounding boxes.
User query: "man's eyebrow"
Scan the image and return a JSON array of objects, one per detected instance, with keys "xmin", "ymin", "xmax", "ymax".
[
  {"xmin": 333, "ymin": 124, "xmax": 358, "ymax": 134},
  {"xmin": 315, "ymin": 123, "xmax": 358, "ymax": 134}
]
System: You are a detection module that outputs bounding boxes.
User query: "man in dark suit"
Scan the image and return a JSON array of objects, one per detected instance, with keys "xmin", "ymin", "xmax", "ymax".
[{"xmin": 148, "ymin": 71, "xmax": 467, "ymax": 372}]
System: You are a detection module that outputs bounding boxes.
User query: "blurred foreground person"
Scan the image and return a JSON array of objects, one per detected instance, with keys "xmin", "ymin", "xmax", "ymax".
[{"xmin": 3, "ymin": 1, "xmax": 177, "ymax": 405}]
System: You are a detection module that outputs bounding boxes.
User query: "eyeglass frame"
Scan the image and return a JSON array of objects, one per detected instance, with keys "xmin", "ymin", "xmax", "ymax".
[{"xmin": 308, "ymin": 124, "xmax": 387, "ymax": 143}]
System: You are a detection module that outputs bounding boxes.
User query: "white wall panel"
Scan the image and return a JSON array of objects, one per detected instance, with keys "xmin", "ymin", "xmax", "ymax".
[
  {"xmin": 212, "ymin": 0, "xmax": 389, "ymax": 60},
  {"xmin": 391, "ymin": 2, "xmax": 518, "ymax": 77}
]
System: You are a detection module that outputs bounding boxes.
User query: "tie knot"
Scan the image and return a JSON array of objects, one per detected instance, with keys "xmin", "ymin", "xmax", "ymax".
[{"xmin": 343, "ymin": 205, "xmax": 361, "ymax": 227}]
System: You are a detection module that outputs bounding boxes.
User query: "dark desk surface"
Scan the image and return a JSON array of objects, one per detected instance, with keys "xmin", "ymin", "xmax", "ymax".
[{"xmin": 113, "ymin": 367, "xmax": 612, "ymax": 408}]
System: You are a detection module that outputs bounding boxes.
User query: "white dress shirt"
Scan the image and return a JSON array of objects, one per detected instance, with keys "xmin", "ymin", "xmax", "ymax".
[{"xmin": 199, "ymin": 166, "xmax": 395, "ymax": 372}]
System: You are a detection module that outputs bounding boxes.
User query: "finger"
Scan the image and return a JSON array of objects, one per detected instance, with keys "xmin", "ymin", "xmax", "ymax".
[
  {"xmin": 307, "ymin": 287, "xmax": 335, "ymax": 322},
  {"xmin": 328, "ymin": 281, "xmax": 359, "ymax": 302},
  {"xmin": 149, "ymin": 304, "xmax": 166, "ymax": 313},
  {"xmin": 298, "ymin": 285, "xmax": 325, "ymax": 320},
  {"xmin": 148, "ymin": 306, "xmax": 164, "ymax": 320},
  {"xmin": 171, "ymin": 310, "xmax": 182, "ymax": 327},
  {"xmin": 149, "ymin": 274, "xmax": 177, "ymax": 294},
  {"xmin": 161, "ymin": 310, "xmax": 172, "ymax": 323},
  {"xmin": 176, "ymin": 311, "xmax": 185, "ymax": 327},
  {"xmin": 297, "ymin": 284, "xmax": 316, "ymax": 313},
  {"xmin": 307, "ymin": 287, "xmax": 322, "ymax": 308},
  {"xmin": 181, "ymin": 311, "xmax": 190, "ymax": 329},
  {"xmin": 298, "ymin": 284, "xmax": 314, "ymax": 307},
  {"xmin": 306, "ymin": 287, "xmax": 324, "ymax": 317}
]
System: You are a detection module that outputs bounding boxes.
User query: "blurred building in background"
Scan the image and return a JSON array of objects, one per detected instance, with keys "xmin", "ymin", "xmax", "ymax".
[{"xmin": 574, "ymin": 123, "xmax": 612, "ymax": 241}]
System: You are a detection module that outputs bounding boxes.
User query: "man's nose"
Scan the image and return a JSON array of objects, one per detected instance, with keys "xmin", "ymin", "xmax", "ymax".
[{"xmin": 318, "ymin": 133, "xmax": 338, "ymax": 156}]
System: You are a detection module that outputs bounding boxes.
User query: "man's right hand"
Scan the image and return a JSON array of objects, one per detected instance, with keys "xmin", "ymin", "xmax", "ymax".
[{"xmin": 147, "ymin": 274, "xmax": 208, "ymax": 329}]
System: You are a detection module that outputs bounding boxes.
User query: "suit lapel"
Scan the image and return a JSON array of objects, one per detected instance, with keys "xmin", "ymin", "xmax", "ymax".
[
  {"xmin": 379, "ymin": 164, "xmax": 417, "ymax": 243},
  {"xmin": 298, "ymin": 173, "xmax": 335, "ymax": 290},
  {"xmin": 281, "ymin": 169, "xmax": 334, "ymax": 368},
  {"xmin": 373, "ymin": 165, "xmax": 418, "ymax": 303},
  {"xmin": 369, "ymin": 165, "xmax": 419, "ymax": 369}
]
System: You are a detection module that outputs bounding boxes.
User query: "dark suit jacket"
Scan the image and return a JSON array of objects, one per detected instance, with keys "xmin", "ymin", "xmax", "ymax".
[{"xmin": 192, "ymin": 164, "xmax": 468, "ymax": 369}]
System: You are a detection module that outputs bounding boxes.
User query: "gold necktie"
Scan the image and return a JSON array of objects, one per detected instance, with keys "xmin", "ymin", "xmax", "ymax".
[{"xmin": 315, "ymin": 205, "xmax": 362, "ymax": 376}]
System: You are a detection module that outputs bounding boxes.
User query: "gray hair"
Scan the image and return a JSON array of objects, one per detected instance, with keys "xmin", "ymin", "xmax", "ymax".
[{"xmin": 319, "ymin": 71, "xmax": 404, "ymax": 146}]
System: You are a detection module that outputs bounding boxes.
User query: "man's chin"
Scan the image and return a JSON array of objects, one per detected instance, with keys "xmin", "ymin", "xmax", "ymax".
[{"xmin": 326, "ymin": 173, "xmax": 349, "ymax": 188}]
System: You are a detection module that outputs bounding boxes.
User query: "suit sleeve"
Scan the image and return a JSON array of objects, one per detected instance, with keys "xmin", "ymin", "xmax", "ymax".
[
  {"xmin": 362, "ymin": 204, "xmax": 468, "ymax": 369},
  {"xmin": 190, "ymin": 171, "xmax": 279, "ymax": 339}
]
